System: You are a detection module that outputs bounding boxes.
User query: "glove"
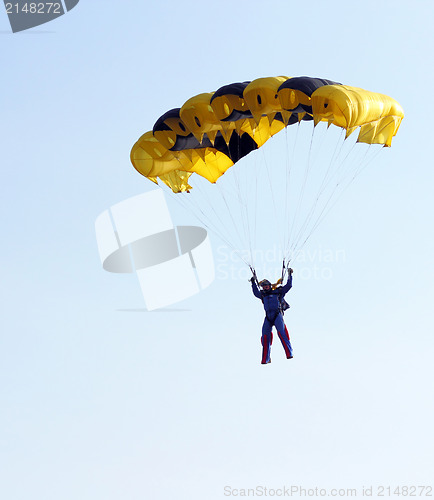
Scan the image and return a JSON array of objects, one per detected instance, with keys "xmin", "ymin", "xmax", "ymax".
[
  {"xmin": 249, "ymin": 276, "xmax": 256, "ymax": 283},
  {"xmin": 288, "ymin": 268, "xmax": 293, "ymax": 275}
]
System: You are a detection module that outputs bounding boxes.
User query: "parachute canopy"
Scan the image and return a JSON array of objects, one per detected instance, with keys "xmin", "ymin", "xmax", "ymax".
[{"xmin": 131, "ymin": 76, "xmax": 404, "ymax": 193}]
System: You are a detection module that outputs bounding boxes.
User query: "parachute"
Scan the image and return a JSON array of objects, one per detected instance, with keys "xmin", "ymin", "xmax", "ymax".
[{"xmin": 130, "ymin": 75, "xmax": 404, "ymax": 274}]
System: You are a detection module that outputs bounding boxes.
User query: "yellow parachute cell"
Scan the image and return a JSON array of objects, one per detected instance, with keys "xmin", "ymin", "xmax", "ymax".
[
  {"xmin": 130, "ymin": 75, "xmax": 404, "ymax": 192},
  {"xmin": 310, "ymin": 85, "xmax": 404, "ymax": 146}
]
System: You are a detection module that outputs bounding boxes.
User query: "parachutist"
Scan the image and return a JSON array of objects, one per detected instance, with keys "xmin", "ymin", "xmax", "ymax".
[{"xmin": 251, "ymin": 271, "xmax": 294, "ymax": 364}]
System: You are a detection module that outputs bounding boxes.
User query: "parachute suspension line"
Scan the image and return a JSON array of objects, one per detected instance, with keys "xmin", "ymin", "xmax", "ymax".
[
  {"xmin": 215, "ymin": 178, "xmax": 254, "ymax": 266},
  {"xmin": 286, "ymin": 122, "xmax": 316, "ymax": 259},
  {"xmin": 209, "ymin": 175, "xmax": 249, "ymax": 261},
  {"xmin": 252, "ymin": 143, "xmax": 259, "ymax": 270},
  {"xmin": 249, "ymin": 134, "xmax": 264, "ymax": 272},
  {"xmin": 281, "ymin": 259, "xmax": 286, "ymax": 283},
  {"xmin": 249, "ymin": 265, "xmax": 259, "ymax": 287},
  {"xmin": 232, "ymin": 136, "xmax": 255, "ymax": 268},
  {"xmin": 167, "ymin": 157, "xmax": 253, "ymax": 268},
  {"xmin": 291, "ymin": 146, "xmax": 380, "ymax": 257},
  {"xmin": 318, "ymin": 138, "xmax": 357, "ymax": 196},
  {"xmin": 188, "ymin": 182, "xmax": 237, "ymax": 247},
  {"xmin": 284, "ymin": 126, "xmax": 360, "ymax": 263},
  {"xmin": 229, "ymin": 161, "xmax": 248, "ymax": 258},
  {"xmin": 200, "ymin": 147, "xmax": 258, "ymax": 268},
  {"xmin": 257, "ymin": 129, "xmax": 285, "ymax": 265},
  {"xmin": 285, "ymin": 126, "xmax": 349, "ymax": 262},
  {"xmin": 175, "ymin": 188, "xmax": 234, "ymax": 252},
  {"xmin": 283, "ymin": 127, "xmax": 291, "ymax": 254},
  {"xmin": 167, "ymin": 185, "xmax": 248, "ymax": 265},
  {"xmin": 288, "ymin": 133, "xmax": 357, "ymax": 261},
  {"xmin": 339, "ymin": 142, "xmax": 383, "ymax": 195},
  {"xmin": 313, "ymin": 128, "xmax": 347, "ymax": 200},
  {"xmin": 289, "ymin": 140, "xmax": 383, "ymax": 262},
  {"xmin": 283, "ymin": 126, "xmax": 324, "ymax": 261},
  {"xmin": 282, "ymin": 126, "xmax": 291, "ymax": 261},
  {"xmin": 283, "ymin": 122, "xmax": 300, "ymax": 257}
]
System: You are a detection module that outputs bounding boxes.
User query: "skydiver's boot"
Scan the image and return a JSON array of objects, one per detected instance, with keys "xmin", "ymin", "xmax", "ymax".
[
  {"xmin": 277, "ymin": 325, "xmax": 293, "ymax": 359},
  {"xmin": 261, "ymin": 332, "xmax": 272, "ymax": 364}
]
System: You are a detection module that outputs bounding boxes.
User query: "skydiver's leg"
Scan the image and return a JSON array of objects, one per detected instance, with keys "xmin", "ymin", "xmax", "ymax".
[
  {"xmin": 261, "ymin": 317, "xmax": 273, "ymax": 364},
  {"xmin": 274, "ymin": 313, "xmax": 293, "ymax": 359}
]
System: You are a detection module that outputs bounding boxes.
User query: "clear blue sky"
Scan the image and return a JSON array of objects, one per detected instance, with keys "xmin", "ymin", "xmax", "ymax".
[{"xmin": 1, "ymin": 1, "xmax": 433, "ymax": 499}]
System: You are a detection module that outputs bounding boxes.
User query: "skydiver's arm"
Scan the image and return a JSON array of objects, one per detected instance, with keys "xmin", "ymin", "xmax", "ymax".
[
  {"xmin": 251, "ymin": 280, "xmax": 262, "ymax": 299},
  {"xmin": 281, "ymin": 274, "xmax": 293, "ymax": 295}
]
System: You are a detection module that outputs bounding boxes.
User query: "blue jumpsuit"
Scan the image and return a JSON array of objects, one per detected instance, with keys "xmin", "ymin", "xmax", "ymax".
[{"xmin": 251, "ymin": 276, "xmax": 293, "ymax": 364}]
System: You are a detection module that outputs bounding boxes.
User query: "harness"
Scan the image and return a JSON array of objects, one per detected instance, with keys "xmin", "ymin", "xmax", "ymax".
[
  {"xmin": 266, "ymin": 311, "xmax": 279, "ymax": 323},
  {"xmin": 263, "ymin": 289, "xmax": 290, "ymax": 323}
]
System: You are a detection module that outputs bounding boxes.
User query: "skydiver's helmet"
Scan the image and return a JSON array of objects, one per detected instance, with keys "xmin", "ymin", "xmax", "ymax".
[{"xmin": 259, "ymin": 279, "xmax": 272, "ymax": 291}]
